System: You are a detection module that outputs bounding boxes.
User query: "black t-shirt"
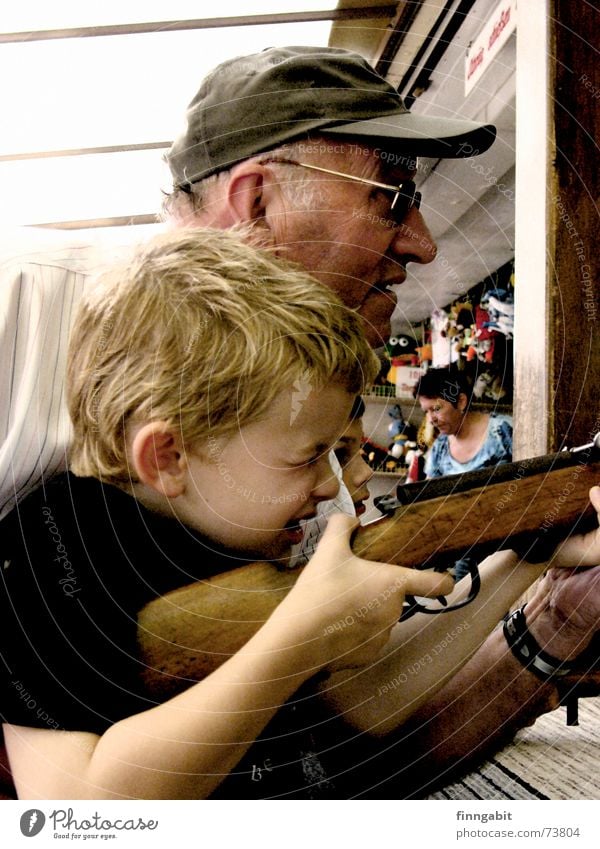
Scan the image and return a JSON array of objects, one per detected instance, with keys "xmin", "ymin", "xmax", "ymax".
[
  {"xmin": 0, "ymin": 473, "xmax": 219, "ymax": 735},
  {"xmin": 0, "ymin": 473, "xmax": 344, "ymax": 798}
]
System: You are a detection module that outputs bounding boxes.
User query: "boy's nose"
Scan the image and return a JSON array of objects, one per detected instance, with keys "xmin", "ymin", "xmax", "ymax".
[{"xmin": 312, "ymin": 457, "xmax": 340, "ymax": 501}]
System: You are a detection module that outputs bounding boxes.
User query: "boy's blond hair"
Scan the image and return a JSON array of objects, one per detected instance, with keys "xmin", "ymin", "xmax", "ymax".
[{"xmin": 67, "ymin": 228, "xmax": 379, "ymax": 483}]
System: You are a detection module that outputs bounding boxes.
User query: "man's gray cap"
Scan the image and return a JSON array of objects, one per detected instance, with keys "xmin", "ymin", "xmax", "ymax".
[{"xmin": 167, "ymin": 45, "xmax": 496, "ymax": 186}]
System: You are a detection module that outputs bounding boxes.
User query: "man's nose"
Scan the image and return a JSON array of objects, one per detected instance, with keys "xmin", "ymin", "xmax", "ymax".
[
  {"xmin": 390, "ymin": 206, "xmax": 437, "ymax": 265},
  {"xmin": 354, "ymin": 456, "xmax": 374, "ymax": 488}
]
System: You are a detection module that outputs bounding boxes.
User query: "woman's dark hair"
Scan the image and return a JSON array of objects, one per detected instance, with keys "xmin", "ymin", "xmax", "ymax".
[{"xmin": 413, "ymin": 366, "xmax": 472, "ymax": 407}]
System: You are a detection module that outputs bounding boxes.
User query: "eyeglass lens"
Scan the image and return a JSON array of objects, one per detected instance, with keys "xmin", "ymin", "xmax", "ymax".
[{"xmin": 389, "ymin": 182, "xmax": 422, "ymax": 224}]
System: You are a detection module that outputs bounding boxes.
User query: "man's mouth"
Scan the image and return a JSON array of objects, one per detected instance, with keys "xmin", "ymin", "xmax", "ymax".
[{"xmin": 379, "ymin": 265, "xmax": 407, "ymax": 290}]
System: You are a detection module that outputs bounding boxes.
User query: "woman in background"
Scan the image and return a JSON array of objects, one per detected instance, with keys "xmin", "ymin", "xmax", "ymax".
[
  {"xmin": 414, "ymin": 366, "xmax": 512, "ymax": 478},
  {"xmin": 414, "ymin": 366, "xmax": 512, "ymax": 581}
]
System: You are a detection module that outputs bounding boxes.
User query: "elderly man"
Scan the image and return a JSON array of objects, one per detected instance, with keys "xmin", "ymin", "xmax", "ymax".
[
  {"xmin": 1, "ymin": 46, "xmax": 599, "ymax": 798},
  {"xmin": 162, "ymin": 46, "xmax": 600, "ymax": 795}
]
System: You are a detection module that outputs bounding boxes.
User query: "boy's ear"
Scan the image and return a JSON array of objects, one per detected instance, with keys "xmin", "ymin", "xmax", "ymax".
[{"xmin": 131, "ymin": 422, "xmax": 186, "ymax": 499}]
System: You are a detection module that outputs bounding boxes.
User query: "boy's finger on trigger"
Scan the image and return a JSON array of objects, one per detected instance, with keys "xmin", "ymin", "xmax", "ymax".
[
  {"xmin": 396, "ymin": 568, "xmax": 455, "ymax": 598},
  {"xmin": 323, "ymin": 512, "xmax": 360, "ymax": 538},
  {"xmin": 589, "ymin": 485, "xmax": 600, "ymax": 511}
]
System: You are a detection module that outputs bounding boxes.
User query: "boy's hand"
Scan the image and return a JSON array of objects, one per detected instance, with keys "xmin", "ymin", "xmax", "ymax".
[
  {"xmin": 273, "ymin": 513, "xmax": 454, "ymax": 672},
  {"xmin": 550, "ymin": 486, "xmax": 600, "ymax": 568}
]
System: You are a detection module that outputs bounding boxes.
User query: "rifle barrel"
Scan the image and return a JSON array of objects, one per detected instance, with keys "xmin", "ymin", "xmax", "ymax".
[{"xmin": 380, "ymin": 437, "xmax": 600, "ymax": 511}]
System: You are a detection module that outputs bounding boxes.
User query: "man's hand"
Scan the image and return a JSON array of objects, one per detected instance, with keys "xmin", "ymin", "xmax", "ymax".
[
  {"xmin": 550, "ymin": 485, "xmax": 600, "ymax": 569},
  {"xmin": 525, "ymin": 564, "xmax": 600, "ymax": 663}
]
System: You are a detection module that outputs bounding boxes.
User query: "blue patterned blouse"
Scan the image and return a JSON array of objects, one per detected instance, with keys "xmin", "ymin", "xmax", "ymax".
[{"xmin": 425, "ymin": 413, "xmax": 513, "ymax": 478}]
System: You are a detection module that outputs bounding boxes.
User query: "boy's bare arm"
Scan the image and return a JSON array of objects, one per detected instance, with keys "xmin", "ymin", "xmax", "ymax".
[{"xmin": 4, "ymin": 515, "xmax": 450, "ymax": 800}]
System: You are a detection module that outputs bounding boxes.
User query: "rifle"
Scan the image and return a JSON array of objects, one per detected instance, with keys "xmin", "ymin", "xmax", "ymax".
[{"xmin": 138, "ymin": 436, "xmax": 600, "ymax": 699}]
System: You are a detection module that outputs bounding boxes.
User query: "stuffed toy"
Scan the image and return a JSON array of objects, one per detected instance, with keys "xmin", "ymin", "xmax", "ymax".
[
  {"xmin": 465, "ymin": 304, "xmax": 497, "ymax": 363},
  {"xmin": 387, "ymin": 404, "xmax": 417, "ymax": 441},
  {"xmin": 417, "ymin": 415, "xmax": 437, "ymax": 452},
  {"xmin": 481, "ymin": 288, "xmax": 514, "ymax": 338},
  {"xmin": 472, "ymin": 370, "xmax": 507, "ymax": 402},
  {"xmin": 389, "ymin": 433, "xmax": 409, "ymax": 462},
  {"xmin": 384, "ymin": 334, "xmax": 419, "ymax": 385},
  {"xmin": 363, "ymin": 438, "xmax": 404, "ymax": 473},
  {"xmin": 404, "ymin": 441, "xmax": 426, "ymax": 483}
]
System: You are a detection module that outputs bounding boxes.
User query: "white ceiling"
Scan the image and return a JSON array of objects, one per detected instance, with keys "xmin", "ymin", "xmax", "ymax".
[{"xmin": 1, "ymin": 1, "xmax": 516, "ymax": 325}]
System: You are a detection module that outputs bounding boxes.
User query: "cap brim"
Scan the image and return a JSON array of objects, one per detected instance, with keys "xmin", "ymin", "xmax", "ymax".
[{"xmin": 325, "ymin": 112, "xmax": 496, "ymax": 158}]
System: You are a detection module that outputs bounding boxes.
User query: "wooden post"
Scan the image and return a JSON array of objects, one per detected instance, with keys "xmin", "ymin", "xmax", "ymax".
[
  {"xmin": 514, "ymin": 1, "xmax": 599, "ymax": 457},
  {"xmin": 549, "ymin": 0, "xmax": 600, "ymax": 449}
]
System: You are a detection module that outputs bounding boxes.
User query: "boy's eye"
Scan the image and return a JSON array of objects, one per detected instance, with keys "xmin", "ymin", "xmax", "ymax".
[
  {"xmin": 299, "ymin": 451, "xmax": 324, "ymax": 467},
  {"xmin": 334, "ymin": 445, "xmax": 351, "ymax": 466}
]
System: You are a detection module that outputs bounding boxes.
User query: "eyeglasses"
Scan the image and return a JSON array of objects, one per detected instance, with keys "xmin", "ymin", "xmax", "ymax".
[{"xmin": 261, "ymin": 158, "xmax": 422, "ymax": 226}]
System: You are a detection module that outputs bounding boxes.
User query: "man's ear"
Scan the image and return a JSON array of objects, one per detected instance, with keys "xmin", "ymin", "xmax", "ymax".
[
  {"xmin": 131, "ymin": 422, "xmax": 186, "ymax": 499},
  {"xmin": 226, "ymin": 161, "xmax": 278, "ymax": 226}
]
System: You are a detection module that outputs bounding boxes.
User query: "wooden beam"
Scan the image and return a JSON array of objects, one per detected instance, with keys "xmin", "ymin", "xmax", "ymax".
[
  {"xmin": 549, "ymin": 0, "xmax": 600, "ymax": 449},
  {"xmin": 513, "ymin": 2, "xmax": 551, "ymax": 458},
  {"xmin": 514, "ymin": 1, "xmax": 599, "ymax": 456},
  {"xmin": 29, "ymin": 214, "xmax": 159, "ymax": 230},
  {"xmin": 0, "ymin": 7, "xmax": 399, "ymax": 43},
  {"xmin": 0, "ymin": 142, "xmax": 170, "ymax": 163}
]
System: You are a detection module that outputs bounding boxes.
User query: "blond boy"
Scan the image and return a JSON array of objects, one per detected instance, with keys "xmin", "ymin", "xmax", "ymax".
[{"xmin": 0, "ymin": 228, "xmax": 452, "ymax": 799}]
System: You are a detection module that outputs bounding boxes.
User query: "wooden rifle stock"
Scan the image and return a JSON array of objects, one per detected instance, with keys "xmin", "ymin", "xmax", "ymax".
[{"xmin": 138, "ymin": 439, "xmax": 600, "ymax": 699}]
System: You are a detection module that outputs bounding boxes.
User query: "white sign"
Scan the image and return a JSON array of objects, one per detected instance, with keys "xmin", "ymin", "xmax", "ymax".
[
  {"xmin": 465, "ymin": 0, "xmax": 517, "ymax": 95},
  {"xmin": 394, "ymin": 366, "xmax": 425, "ymax": 399}
]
